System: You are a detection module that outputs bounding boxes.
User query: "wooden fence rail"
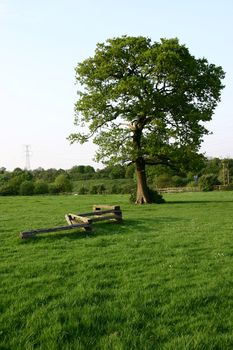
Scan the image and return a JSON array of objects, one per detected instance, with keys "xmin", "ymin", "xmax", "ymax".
[
  {"xmin": 20, "ymin": 222, "xmax": 91, "ymax": 239},
  {"xmin": 66, "ymin": 205, "xmax": 122, "ymax": 225},
  {"xmin": 157, "ymin": 187, "xmax": 199, "ymax": 193}
]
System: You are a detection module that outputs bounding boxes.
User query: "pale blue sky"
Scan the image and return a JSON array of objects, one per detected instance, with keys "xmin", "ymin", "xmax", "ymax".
[{"xmin": 0, "ymin": 0, "xmax": 232, "ymax": 170}]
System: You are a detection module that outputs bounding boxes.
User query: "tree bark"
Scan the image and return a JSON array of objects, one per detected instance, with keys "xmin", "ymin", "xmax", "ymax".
[
  {"xmin": 132, "ymin": 123, "xmax": 151, "ymax": 204},
  {"xmin": 135, "ymin": 157, "xmax": 151, "ymax": 204}
]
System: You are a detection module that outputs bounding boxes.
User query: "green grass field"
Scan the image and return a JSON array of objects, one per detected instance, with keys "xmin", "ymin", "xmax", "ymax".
[{"xmin": 1, "ymin": 192, "xmax": 233, "ymax": 349}]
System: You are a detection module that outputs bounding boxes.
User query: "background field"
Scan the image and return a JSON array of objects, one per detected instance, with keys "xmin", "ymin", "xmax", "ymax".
[{"xmin": 1, "ymin": 192, "xmax": 233, "ymax": 349}]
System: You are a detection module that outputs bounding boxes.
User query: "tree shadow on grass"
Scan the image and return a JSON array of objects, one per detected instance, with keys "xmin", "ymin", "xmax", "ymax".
[
  {"xmin": 166, "ymin": 200, "xmax": 233, "ymax": 204},
  {"xmin": 128, "ymin": 217, "xmax": 183, "ymax": 226},
  {"xmin": 118, "ymin": 216, "xmax": 185, "ymax": 234}
]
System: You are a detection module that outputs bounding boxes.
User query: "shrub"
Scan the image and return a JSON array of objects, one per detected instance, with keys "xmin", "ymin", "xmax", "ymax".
[
  {"xmin": 0, "ymin": 183, "xmax": 18, "ymax": 196},
  {"xmin": 97, "ymin": 184, "xmax": 106, "ymax": 194},
  {"xmin": 54, "ymin": 174, "xmax": 72, "ymax": 193},
  {"xmin": 90, "ymin": 185, "xmax": 98, "ymax": 194},
  {"xmin": 154, "ymin": 174, "xmax": 173, "ymax": 188},
  {"xmin": 199, "ymin": 174, "xmax": 220, "ymax": 191},
  {"xmin": 129, "ymin": 187, "xmax": 165, "ymax": 203},
  {"xmin": 78, "ymin": 186, "xmax": 89, "ymax": 195},
  {"xmin": 125, "ymin": 164, "xmax": 135, "ymax": 179},
  {"xmin": 48, "ymin": 183, "xmax": 60, "ymax": 194},
  {"xmin": 19, "ymin": 181, "xmax": 34, "ymax": 196},
  {"xmin": 4, "ymin": 176, "xmax": 24, "ymax": 195},
  {"xmin": 120, "ymin": 184, "xmax": 135, "ymax": 194},
  {"xmin": 172, "ymin": 175, "xmax": 188, "ymax": 187},
  {"xmin": 110, "ymin": 184, "xmax": 120, "ymax": 194},
  {"xmin": 34, "ymin": 180, "xmax": 49, "ymax": 194}
]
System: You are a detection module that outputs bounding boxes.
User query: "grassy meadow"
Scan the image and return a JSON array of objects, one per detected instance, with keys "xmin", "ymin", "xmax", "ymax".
[{"xmin": 1, "ymin": 192, "xmax": 233, "ymax": 349}]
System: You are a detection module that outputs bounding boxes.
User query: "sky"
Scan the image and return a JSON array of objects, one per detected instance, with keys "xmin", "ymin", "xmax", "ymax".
[{"xmin": 0, "ymin": 0, "xmax": 232, "ymax": 170}]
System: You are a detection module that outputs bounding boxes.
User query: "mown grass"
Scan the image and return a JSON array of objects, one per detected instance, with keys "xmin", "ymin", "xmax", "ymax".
[{"xmin": 1, "ymin": 192, "xmax": 233, "ymax": 349}]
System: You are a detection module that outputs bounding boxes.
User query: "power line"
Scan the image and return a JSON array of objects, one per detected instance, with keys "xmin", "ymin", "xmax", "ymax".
[{"xmin": 24, "ymin": 145, "xmax": 31, "ymax": 170}]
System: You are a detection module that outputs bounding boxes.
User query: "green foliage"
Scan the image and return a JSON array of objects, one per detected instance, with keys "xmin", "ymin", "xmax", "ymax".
[
  {"xmin": 70, "ymin": 35, "xmax": 224, "ymax": 172},
  {"xmin": 19, "ymin": 180, "xmax": 34, "ymax": 195},
  {"xmin": 54, "ymin": 174, "xmax": 73, "ymax": 193},
  {"xmin": 73, "ymin": 179, "xmax": 133, "ymax": 194},
  {"xmin": 153, "ymin": 174, "xmax": 189, "ymax": 188},
  {"xmin": 0, "ymin": 173, "xmax": 10, "ymax": 186},
  {"xmin": 149, "ymin": 188, "xmax": 165, "ymax": 203},
  {"xmin": 48, "ymin": 183, "xmax": 60, "ymax": 194},
  {"xmin": 4, "ymin": 176, "xmax": 22, "ymax": 195},
  {"xmin": 98, "ymin": 184, "xmax": 105, "ymax": 194},
  {"xmin": 107, "ymin": 165, "xmax": 126, "ymax": 179},
  {"xmin": 68, "ymin": 165, "xmax": 95, "ymax": 181},
  {"xmin": 78, "ymin": 186, "xmax": 89, "ymax": 195},
  {"xmin": 0, "ymin": 171, "xmax": 34, "ymax": 196},
  {"xmin": 110, "ymin": 184, "xmax": 119, "ymax": 194},
  {"xmin": 38, "ymin": 168, "xmax": 60, "ymax": 182},
  {"xmin": 199, "ymin": 174, "xmax": 220, "ymax": 191},
  {"xmin": 171, "ymin": 175, "xmax": 189, "ymax": 187},
  {"xmin": 0, "ymin": 167, "xmax": 6, "ymax": 173},
  {"xmin": 69, "ymin": 35, "xmax": 224, "ymax": 203},
  {"xmin": 125, "ymin": 163, "xmax": 135, "ymax": 179},
  {"xmin": 201, "ymin": 157, "xmax": 222, "ymax": 175},
  {"xmin": 34, "ymin": 180, "xmax": 49, "ymax": 194},
  {"xmin": 89, "ymin": 185, "xmax": 98, "ymax": 194},
  {"xmin": 154, "ymin": 174, "xmax": 174, "ymax": 188},
  {"xmin": 0, "ymin": 183, "xmax": 18, "ymax": 196},
  {"xmin": 94, "ymin": 165, "xmax": 126, "ymax": 179},
  {"xmin": 120, "ymin": 183, "xmax": 135, "ymax": 194},
  {"xmin": 3, "ymin": 155, "xmax": 233, "ymax": 198}
]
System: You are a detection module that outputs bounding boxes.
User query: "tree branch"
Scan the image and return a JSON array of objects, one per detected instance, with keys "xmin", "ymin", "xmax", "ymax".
[{"xmin": 144, "ymin": 155, "xmax": 178, "ymax": 170}]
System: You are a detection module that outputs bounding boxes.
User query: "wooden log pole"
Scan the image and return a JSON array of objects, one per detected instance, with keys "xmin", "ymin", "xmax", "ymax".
[
  {"xmin": 20, "ymin": 222, "xmax": 91, "ymax": 239},
  {"xmin": 65, "ymin": 214, "xmax": 92, "ymax": 225},
  {"xmin": 93, "ymin": 205, "xmax": 120, "ymax": 211},
  {"xmin": 91, "ymin": 215, "xmax": 123, "ymax": 223}
]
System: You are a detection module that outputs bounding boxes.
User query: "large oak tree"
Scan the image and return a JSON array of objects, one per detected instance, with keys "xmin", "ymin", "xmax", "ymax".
[{"xmin": 69, "ymin": 36, "xmax": 225, "ymax": 203}]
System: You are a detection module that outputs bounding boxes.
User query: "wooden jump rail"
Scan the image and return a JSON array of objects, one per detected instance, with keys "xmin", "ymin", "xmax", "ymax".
[
  {"xmin": 19, "ymin": 205, "xmax": 122, "ymax": 239},
  {"xmin": 65, "ymin": 205, "xmax": 123, "ymax": 225},
  {"xmin": 19, "ymin": 222, "xmax": 91, "ymax": 239}
]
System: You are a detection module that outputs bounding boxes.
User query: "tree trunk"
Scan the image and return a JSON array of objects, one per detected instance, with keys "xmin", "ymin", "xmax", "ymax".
[{"xmin": 135, "ymin": 157, "xmax": 151, "ymax": 204}]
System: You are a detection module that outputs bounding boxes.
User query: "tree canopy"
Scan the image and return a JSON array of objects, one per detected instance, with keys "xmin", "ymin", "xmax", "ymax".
[{"xmin": 69, "ymin": 36, "xmax": 225, "ymax": 203}]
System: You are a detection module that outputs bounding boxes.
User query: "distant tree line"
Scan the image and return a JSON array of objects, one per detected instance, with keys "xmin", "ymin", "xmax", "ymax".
[
  {"xmin": 0, "ymin": 158, "xmax": 233, "ymax": 196},
  {"xmin": 0, "ymin": 164, "xmax": 131, "ymax": 196},
  {"xmin": 147, "ymin": 157, "xmax": 233, "ymax": 191}
]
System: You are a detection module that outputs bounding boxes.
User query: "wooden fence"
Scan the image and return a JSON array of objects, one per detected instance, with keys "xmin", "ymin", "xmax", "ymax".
[
  {"xmin": 157, "ymin": 185, "xmax": 233, "ymax": 193},
  {"xmin": 157, "ymin": 187, "xmax": 199, "ymax": 193}
]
